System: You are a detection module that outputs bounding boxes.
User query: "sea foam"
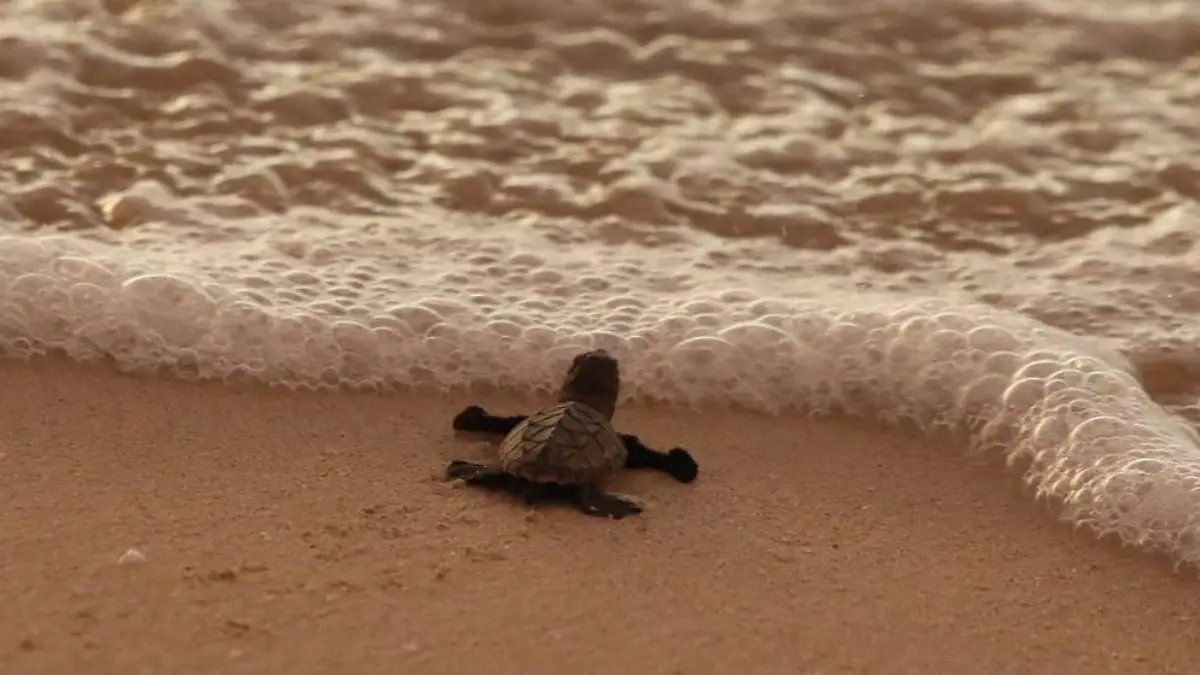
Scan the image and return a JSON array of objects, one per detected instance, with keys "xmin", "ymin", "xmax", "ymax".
[{"xmin": 2, "ymin": 232, "xmax": 1200, "ymax": 566}]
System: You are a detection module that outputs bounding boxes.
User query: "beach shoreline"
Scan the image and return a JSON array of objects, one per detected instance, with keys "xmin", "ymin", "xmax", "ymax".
[{"xmin": 2, "ymin": 355, "xmax": 1198, "ymax": 675}]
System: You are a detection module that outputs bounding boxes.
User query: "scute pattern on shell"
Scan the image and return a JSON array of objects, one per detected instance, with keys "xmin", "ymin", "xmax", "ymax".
[{"xmin": 499, "ymin": 401, "xmax": 628, "ymax": 485}]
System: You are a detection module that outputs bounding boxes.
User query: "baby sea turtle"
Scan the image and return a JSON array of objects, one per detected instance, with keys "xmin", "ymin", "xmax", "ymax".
[{"xmin": 445, "ymin": 349, "xmax": 699, "ymax": 519}]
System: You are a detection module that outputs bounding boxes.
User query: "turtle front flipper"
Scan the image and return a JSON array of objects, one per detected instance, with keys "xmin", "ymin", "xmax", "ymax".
[
  {"xmin": 621, "ymin": 434, "xmax": 700, "ymax": 484},
  {"xmin": 452, "ymin": 406, "xmax": 528, "ymax": 435},
  {"xmin": 575, "ymin": 484, "xmax": 644, "ymax": 519}
]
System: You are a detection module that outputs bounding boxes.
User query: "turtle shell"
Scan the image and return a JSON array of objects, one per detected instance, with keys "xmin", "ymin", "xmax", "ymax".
[{"xmin": 498, "ymin": 401, "xmax": 628, "ymax": 485}]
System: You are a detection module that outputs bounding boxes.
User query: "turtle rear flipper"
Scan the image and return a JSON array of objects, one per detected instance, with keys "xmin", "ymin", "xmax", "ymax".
[
  {"xmin": 450, "ymin": 470, "xmax": 643, "ymax": 519},
  {"xmin": 447, "ymin": 462, "xmax": 574, "ymax": 506},
  {"xmin": 446, "ymin": 459, "xmax": 508, "ymax": 484},
  {"xmin": 575, "ymin": 484, "xmax": 643, "ymax": 519}
]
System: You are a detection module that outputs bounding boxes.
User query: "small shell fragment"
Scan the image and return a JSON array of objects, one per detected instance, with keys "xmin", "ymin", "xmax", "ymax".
[{"xmin": 117, "ymin": 548, "xmax": 147, "ymax": 564}]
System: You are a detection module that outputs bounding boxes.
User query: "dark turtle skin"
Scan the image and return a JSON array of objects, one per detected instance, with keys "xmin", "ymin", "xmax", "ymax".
[{"xmin": 445, "ymin": 349, "xmax": 699, "ymax": 519}]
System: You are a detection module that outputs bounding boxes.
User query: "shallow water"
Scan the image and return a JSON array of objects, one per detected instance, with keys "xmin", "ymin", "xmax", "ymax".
[{"xmin": 2, "ymin": 0, "xmax": 1199, "ymax": 564}]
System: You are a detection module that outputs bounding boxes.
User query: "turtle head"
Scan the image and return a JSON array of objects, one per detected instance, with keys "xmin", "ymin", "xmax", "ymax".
[{"xmin": 558, "ymin": 349, "xmax": 620, "ymax": 418}]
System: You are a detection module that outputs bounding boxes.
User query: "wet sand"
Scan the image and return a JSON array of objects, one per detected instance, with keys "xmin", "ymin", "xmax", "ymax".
[{"xmin": 2, "ymin": 356, "xmax": 1198, "ymax": 675}]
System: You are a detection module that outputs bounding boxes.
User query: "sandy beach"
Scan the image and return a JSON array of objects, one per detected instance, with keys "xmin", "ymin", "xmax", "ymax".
[
  {"xmin": 1, "ymin": 0, "xmax": 1199, "ymax": 673},
  {"xmin": 1, "ymin": 356, "xmax": 1196, "ymax": 675}
]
